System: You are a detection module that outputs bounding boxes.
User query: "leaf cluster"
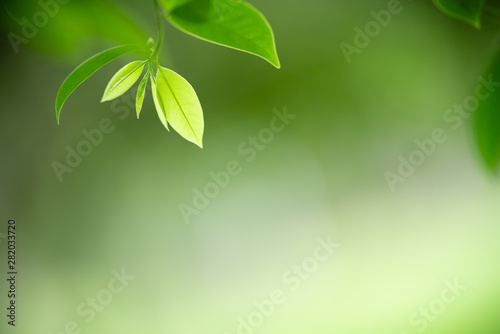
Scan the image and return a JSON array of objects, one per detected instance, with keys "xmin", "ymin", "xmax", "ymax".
[{"xmin": 55, "ymin": 0, "xmax": 280, "ymax": 148}]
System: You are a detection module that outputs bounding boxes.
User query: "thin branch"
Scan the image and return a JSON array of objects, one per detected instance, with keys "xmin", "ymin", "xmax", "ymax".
[{"xmin": 151, "ymin": 0, "xmax": 164, "ymax": 61}]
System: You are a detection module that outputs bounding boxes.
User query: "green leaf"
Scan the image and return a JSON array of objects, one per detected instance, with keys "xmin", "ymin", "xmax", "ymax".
[
  {"xmin": 155, "ymin": 66, "xmax": 204, "ymax": 147},
  {"xmin": 5, "ymin": 0, "xmax": 148, "ymax": 55},
  {"xmin": 102, "ymin": 61, "xmax": 146, "ymax": 102},
  {"xmin": 166, "ymin": 0, "xmax": 280, "ymax": 68},
  {"xmin": 474, "ymin": 55, "xmax": 500, "ymax": 172},
  {"xmin": 150, "ymin": 72, "xmax": 169, "ymax": 131},
  {"xmin": 136, "ymin": 70, "xmax": 150, "ymax": 118},
  {"xmin": 158, "ymin": 0, "xmax": 197, "ymax": 12},
  {"xmin": 433, "ymin": 0, "xmax": 484, "ymax": 28},
  {"xmin": 55, "ymin": 44, "xmax": 143, "ymax": 123}
]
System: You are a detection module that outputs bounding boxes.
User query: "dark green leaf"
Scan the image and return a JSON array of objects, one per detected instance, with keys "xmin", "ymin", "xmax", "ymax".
[
  {"xmin": 474, "ymin": 54, "xmax": 500, "ymax": 171},
  {"xmin": 166, "ymin": 0, "xmax": 280, "ymax": 68},
  {"xmin": 56, "ymin": 45, "xmax": 144, "ymax": 123},
  {"xmin": 6, "ymin": 0, "xmax": 148, "ymax": 55},
  {"xmin": 433, "ymin": 0, "xmax": 484, "ymax": 28},
  {"xmin": 158, "ymin": 0, "xmax": 197, "ymax": 12}
]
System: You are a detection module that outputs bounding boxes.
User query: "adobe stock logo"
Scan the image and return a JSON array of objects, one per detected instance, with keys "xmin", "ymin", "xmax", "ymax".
[
  {"xmin": 49, "ymin": 268, "xmax": 135, "ymax": 334},
  {"xmin": 385, "ymin": 74, "xmax": 500, "ymax": 192},
  {"xmin": 223, "ymin": 236, "xmax": 340, "ymax": 334},
  {"xmin": 396, "ymin": 278, "xmax": 467, "ymax": 334},
  {"xmin": 51, "ymin": 119, "xmax": 116, "ymax": 182},
  {"xmin": 179, "ymin": 107, "xmax": 296, "ymax": 224},
  {"xmin": 51, "ymin": 88, "xmax": 137, "ymax": 183},
  {"xmin": 340, "ymin": 0, "xmax": 408, "ymax": 63},
  {"xmin": 7, "ymin": 0, "xmax": 71, "ymax": 54}
]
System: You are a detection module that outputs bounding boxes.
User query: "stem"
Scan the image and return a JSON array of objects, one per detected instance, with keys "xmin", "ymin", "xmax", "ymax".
[
  {"xmin": 151, "ymin": 0, "xmax": 164, "ymax": 62},
  {"xmin": 149, "ymin": 62, "xmax": 156, "ymax": 82}
]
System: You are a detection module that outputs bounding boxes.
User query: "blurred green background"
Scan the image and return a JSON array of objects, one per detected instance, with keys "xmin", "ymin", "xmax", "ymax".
[{"xmin": 1, "ymin": 0, "xmax": 500, "ymax": 333}]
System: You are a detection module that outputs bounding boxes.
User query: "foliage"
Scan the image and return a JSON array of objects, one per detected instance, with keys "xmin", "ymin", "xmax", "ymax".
[
  {"xmin": 433, "ymin": 0, "xmax": 484, "ymax": 28},
  {"xmin": 55, "ymin": 0, "xmax": 280, "ymax": 148},
  {"xmin": 433, "ymin": 0, "xmax": 500, "ymax": 172}
]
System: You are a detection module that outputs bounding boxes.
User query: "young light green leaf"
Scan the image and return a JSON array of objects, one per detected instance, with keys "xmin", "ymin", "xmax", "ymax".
[
  {"xmin": 433, "ymin": 0, "xmax": 484, "ymax": 28},
  {"xmin": 474, "ymin": 54, "xmax": 500, "ymax": 172},
  {"xmin": 166, "ymin": 0, "xmax": 280, "ymax": 68},
  {"xmin": 56, "ymin": 44, "xmax": 143, "ymax": 123},
  {"xmin": 136, "ymin": 70, "xmax": 150, "ymax": 118},
  {"xmin": 102, "ymin": 61, "xmax": 146, "ymax": 102},
  {"xmin": 150, "ymin": 72, "xmax": 169, "ymax": 130},
  {"xmin": 155, "ymin": 66, "xmax": 204, "ymax": 147}
]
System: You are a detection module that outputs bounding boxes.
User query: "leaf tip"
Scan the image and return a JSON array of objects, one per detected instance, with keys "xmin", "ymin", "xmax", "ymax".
[
  {"xmin": 55, "ymin": 106, "xmax": 61, "ymax": 124},
  {"xmin": 272, "ymin": 58, "xmax": 281, "ymax": 69},
  {"xmin": 265, "ymin": 47, "xmax": 280, "ymax": 68}
]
